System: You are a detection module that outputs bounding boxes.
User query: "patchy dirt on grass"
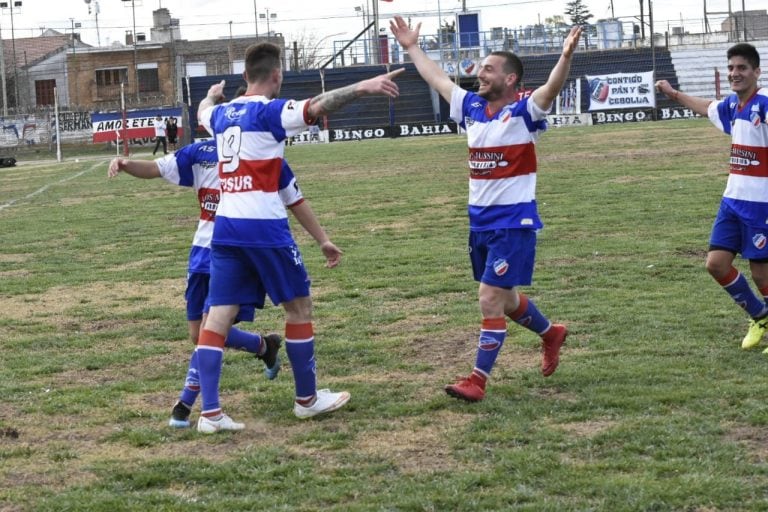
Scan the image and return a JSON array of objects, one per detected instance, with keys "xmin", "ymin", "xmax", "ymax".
[
  {"xmin": 557, "ymin": 419, "xmax": 616, "ymax": 438},
  {"xmin": 346, "ymin": 411, "xmax": 480, "ymax": 473},
  {"xmin": 0, "ymin": 280, "xmax": 183, "ymax": 324},
  {"xmin": 724, "ymin": 424, "xmax": 768, "ymax": 463}
]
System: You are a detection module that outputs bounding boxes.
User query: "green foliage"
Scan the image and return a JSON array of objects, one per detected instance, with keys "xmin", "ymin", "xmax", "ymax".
[
  {"xmin": 3, "ymin": 120, "xmax": 768, "ymax": 510},
  {"xmin": 565, "ymin": 0, "xmax": 594, "ymax": 25}
]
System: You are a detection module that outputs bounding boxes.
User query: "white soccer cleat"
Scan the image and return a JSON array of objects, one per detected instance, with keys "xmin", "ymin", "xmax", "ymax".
[
  {"xmin": 196, "ymin": 414, "xmax": 245, "ymax": 434},
  {"xmin": 293, "ymin": 389, "xmax": 351, "ymax": 419}
]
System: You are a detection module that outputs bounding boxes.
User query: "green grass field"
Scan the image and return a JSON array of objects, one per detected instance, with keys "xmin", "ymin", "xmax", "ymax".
[{"xmin": 2, "ymin": 119, "xmax": 768, "ymax": 511}]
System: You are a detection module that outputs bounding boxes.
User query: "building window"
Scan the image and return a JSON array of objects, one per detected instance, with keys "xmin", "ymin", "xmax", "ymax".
[
  {"xmin": 185, "ymin": 62, "xmax": 206, "ymax": 77},
  {"xmin": 35, "ymin": 79, "xmax": 56, "ymax": 106},
  {"xmin": 138, "ymin": 67, "xmax": 159, "ymax": 92},
  {"xmin": 95, "ymin": 68, "xmax": 127, "ymax": 87}
]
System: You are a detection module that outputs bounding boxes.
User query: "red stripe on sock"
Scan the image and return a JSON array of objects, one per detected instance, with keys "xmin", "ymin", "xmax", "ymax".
[
  {"xmin": 286, "ymin": 322, "xmax": 313, "ymax": 341},
  {"xmin": 760, "ymin": 285, "xmax": 768, "ymax": 298},
  {"xmin": 198, "ymin": 329, "xmax": 226, "ymax": 348},
  {"xmin": 508, "ymin": 293, "xmax": 529, "ymax": 321},
  {"xmin": 482, "ymin": 317, "xmax": 507, "ymax": 330},
  {"xmin": 716, "ymin": 266, "xmax": 740, "ymax": 287}
]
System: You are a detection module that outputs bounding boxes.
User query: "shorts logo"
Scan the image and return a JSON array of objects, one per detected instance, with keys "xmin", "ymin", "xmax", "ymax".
[
  {"xmin": 478, "ymin": 335, "xmax": 501, "ymax": 351},
  {"xmin": 753, "ymin": 233, "xmax": 767, "ymax": 250},
  {"xmin": 492, "ymin": 258, "xmax": 509, "ymax": 276}
]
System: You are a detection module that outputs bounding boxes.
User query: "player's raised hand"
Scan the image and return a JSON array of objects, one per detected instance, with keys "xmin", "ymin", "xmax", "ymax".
[
  {"xmin": 357, "ymin": 68, "xmax": 405, "ymax": 98},
  {"xmin": 655, "ymin": 80, "xmax": 675, "ymax": 98},
  {"xmin": 206, "ymin": 79, "xmax": 226, "ymax": 102},
  {"xmin": 562, "ymin": 26, "xmax": 583, "ymax": 59},
  {"xmin": 390, "ymin": 15, "xmax": 421, "ymax": 49}
]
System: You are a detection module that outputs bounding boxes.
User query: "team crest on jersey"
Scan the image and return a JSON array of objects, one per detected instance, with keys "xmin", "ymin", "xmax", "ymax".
[
  {"xmin": 753, "ymin": 233, "xmax": 767, "ymax": 250},
  {"xmin": 478, "ymin": 335, "xmax": 501, "ymax": 351},
  {"xmin": 492, "ymin": 258, "xmax": 509, "ymax": 276}
]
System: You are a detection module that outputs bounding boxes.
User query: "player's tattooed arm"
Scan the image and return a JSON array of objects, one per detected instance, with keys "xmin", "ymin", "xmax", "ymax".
[
  {"xmin": 308, "ymin": 85, "xmax": 359, "ymax": 116},
  {"xmin": 307, "ymin": 68, "xmax": 403, "ymax": 117}
]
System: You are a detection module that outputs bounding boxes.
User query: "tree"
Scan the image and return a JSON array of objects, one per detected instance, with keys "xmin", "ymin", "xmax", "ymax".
[{"xmin": 564, "ymin": 0, "xmax": 594, "ymax": 26}]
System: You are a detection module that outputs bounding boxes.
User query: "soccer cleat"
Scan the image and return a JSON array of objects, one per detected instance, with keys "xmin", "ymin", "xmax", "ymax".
[
  {"xmin": 294, "ymin": 389, "xmax": 351, "ymax": 419},
  {"xmin": 742, "ymin": 316, "xmax": 768, "ymax": 349},
  {"xmin": 168, "ymin": 401, "xmax": 192, "ymax": 428},
  {"xmin": 445, "ymin": 372, "xmax": 486, "ymax": 402},
  {"xmin": 257, "ymin": 334, "xmax": 282, "ymax": 380},
  {"xmin": 196, "ymin": 414, "xmax": 245, "ymax": 434},
  {"xmin": 541, "ymin": 324, "xmax": 568, "ymax": 377}
]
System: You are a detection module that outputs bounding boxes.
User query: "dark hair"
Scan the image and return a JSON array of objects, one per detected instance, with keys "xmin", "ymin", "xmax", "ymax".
[
  {"xmin": 234, "ymin": 84, "xmax": 248, "ymax": 98},
  {"xmin": 727, "ymin": 43, "xmax": 760, "ymax": 69},
  {"xmin": 489, "ymin": 51, "xmax": 524, "ymax": 87},
  {"xmin": 244, "ymin": 42, "xmax": 282, "ymax": 83}
]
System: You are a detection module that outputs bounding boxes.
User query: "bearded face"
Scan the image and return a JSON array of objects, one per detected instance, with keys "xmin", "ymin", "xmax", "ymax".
[{"xmin": 476, "ymin": 55, "xmax": 516, "ymax": 101}]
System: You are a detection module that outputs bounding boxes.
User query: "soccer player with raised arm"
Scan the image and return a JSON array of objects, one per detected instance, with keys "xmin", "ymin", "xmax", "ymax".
[
  {"xmin": 390, "ymin": 16, "xmax": 582, "ymax": 402},
  {"xmin": 195, "ymin": 42, "xmax": 403, "ymax": 431},
  {"xmin": 656, "ymin": 43, "xmax": 768, "ymax": 350}
]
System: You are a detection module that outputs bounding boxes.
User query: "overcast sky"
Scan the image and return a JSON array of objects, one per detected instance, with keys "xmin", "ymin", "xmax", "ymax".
[{"xmin": 1, "ymin": 0, "xmax": 750, "ymax": 47}]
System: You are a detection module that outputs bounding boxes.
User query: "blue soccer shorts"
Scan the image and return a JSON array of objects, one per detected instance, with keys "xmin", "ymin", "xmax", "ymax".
[
  {"xmin": 208, "ymin": 243, "xmax": 311, "ymax": 307},
  {"xmin": 186, "ymin": 271, "xmax": 255, "ymax": 323},
  {"xmin": 710, "ymin": 201, "xmax": 768, "ymax": 261},
  {"xmin": 468, "ymin": 228, "xmax": 537, "ymax": 288}
]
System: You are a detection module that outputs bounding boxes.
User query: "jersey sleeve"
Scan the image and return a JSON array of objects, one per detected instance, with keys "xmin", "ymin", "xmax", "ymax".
[
  {"xmin": 278, "ymin": 160, "xmax": 304, "ymax": 207},
  {"xmin": 157, "ymin": 145, "xmax": 194, "ymax": 187},
  {"xmin": 449, "ymin": 85, "xmax": 469, "ymax": 125},
  {"xmin": 526, "ymin": 94, "xmax": 551, "ymax": 121},
  {"xmin": 708, "ymin": 98, "xmax": 729, "ymax": 134},
  {"xmin": 264, "ymin": 98, "xmax": 314, "ymax": 139},
  {"xmin": 198, "ymin": 105, "xmax": 216, "ymax": 136}
]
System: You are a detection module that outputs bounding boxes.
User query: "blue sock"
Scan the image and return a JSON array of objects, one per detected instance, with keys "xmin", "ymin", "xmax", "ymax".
[
  {"xmin": 474, "ymin": 317, "xmax": 507, "ymax": 376},
  {"xmin": 508, "ymin": 293, "xmax": 552, "ymax": 335},
  {"xmin": 178, "ymin": 349, "xmax": 200, "ymax": 407},
  {"xmin": 285, "ymin": 323, "xmax": 316, "ymax": 400},
  {"xmin": 197, "ymin": 330, "xmax": 225, "ymax": 416},
  {"xmin": 719, "ymin": 268, "xmax": 768, "ymax": 319},
  {"xmin": 225, "ymin": 328, "xmax": 262, "ymax": 353}
]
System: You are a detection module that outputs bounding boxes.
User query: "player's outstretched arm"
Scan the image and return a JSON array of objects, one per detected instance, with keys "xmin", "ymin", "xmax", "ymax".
[
  {"xmin": 389, "ymin": 15, "xmax": 455, "ymax": 102},
  {"xmin": 107, "ymin": 157, "xmax": 162, "ymax": 179},
  {"xmin": 288, "ymin": 201, "xmax": 343, "ymax": 268},
  {"xmin": 655, "ymin": 80, "xmax": 712, "ymax": 117},
  {"xmin": 307, "ymin": 68, "xmax": 404, "ymax": 118},
  {"xmin": 532, "ymin": 26, "xmax": 583, "ymax": 111}
]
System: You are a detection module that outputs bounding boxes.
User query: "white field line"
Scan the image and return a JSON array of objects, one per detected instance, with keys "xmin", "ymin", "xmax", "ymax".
[{"xmin": 0, "ymin": 160, "xmax": 106, "ymax": 212}]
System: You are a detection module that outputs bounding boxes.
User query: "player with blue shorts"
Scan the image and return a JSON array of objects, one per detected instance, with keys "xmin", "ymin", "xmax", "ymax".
[
  {"xmin": 657, "ymin": 43, "xmax": 768, "ymax": 350},
  {"xmin": 194, "ymin": 41, "xmax": 402, "ymax": 432},
  {"xmin": 108, "ymin": 141, "xmax": 331, "ymax": 429},
  {"xmin": 391, "ymin": 15, "xmax": 581, "ymax": 402}
]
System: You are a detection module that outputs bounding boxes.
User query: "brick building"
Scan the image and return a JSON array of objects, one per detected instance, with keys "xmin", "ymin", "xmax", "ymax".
[{"xmin": 63, "ymin": 7, "xmax": 285, "ymax": 111}]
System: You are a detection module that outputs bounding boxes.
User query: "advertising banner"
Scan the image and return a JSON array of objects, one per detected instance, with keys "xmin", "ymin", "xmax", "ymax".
[
  {"xmin": 91, "ymin": 107, "xmax": 183, "ymax": 143},
  {"xmin": 585, "ymin": 71, "xmax": 655, "ymax": 111}
]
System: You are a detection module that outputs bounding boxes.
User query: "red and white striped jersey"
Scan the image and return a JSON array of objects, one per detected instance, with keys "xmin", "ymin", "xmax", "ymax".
[
  {"xmin": 449, "ymin": 86, "xmax": 549, "ymax": 232},
  {"xmin": 199, "ymin": 94, "xmax": 313, "ymax": 247},
  {"xmin": 709, "ymin": 88, "xmax": 768, "ymax": 224}
]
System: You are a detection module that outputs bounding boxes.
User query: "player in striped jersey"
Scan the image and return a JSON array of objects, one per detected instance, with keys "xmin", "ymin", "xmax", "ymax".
[
  {"xmin": 196, "ymin": 42, "xmax": 403, "ymax": 429},
  {"xmin": 656, "ymin": 43, "xmax": 768, "ymax": 351},
  {"xmin": 391, "ymin": 16, "xmax": 582, "ymax": 402},
  {"xmin": 108, "ymin": 141, "xmax": 341, "ymax": 431}
]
